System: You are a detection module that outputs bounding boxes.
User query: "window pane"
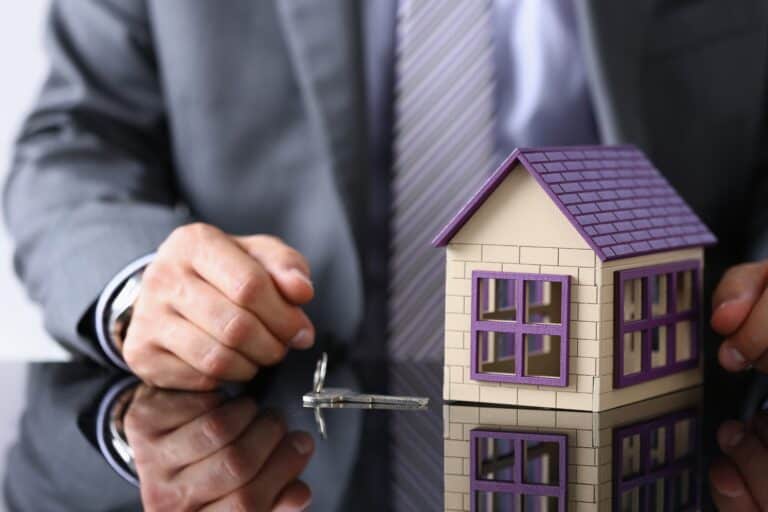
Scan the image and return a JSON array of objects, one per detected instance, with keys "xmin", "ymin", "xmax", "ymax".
[
  {"xmin": 676, "ymin": 271, "xmax": 694, "ymax": 312},
  {"xmin": 675, "ymin": 321, "xmax": 693, "ymax": 362},
  {"xmin": 523, "ymin": 440, "xmax": 560, "ymax": 485},
  {"xmin": 621, "ymin": 434, "xmax": 642, "ymax": 479},
  {"xmin": 650, "ymin": 426, "xmax": 667, "ymax": 468},
  {"xmin": 476, "ymin": 491, "xmax": 520, "ymax": 512},
  {"xmin": 478, "ymin": 331, "xmax": 516, "ymax": 375},
  {"xmin": 524, "ymin": 280, "xmax": 562, "ymax": 325},
  {"xmin": 671, "ymin": 469, "xmax": 693, "ymax": 508},
  {"xmin": 648, "ymin": 479, "xmax": 666, "ymax": 512},
  {"xmin": 620, "ymin": 487, "xmax": 642, "ymax": 512},
  {"xmin": 651, "ymin": 274, "xmax": 669, "ymax": 317},
  {"xmin": 623, "ymin": 278, "xmax": 645, "ymax": 322},
  {"xmin": 623, "ymin": 331, "xmax": 643, "ymax": 376},
  {"xmin": 650, "ymin": 326, "xmax": 668, "ymax": 369},
  {"xmin": 476, "ymin": 437, "xmax": 516, "ymax": 482},
  {"xmin": 479, "ymin": 277, "xmax": 517, "ymax": 322},
  {"xmin": 522, "ymin": 495, "xmax": 559, "ymax": 511},
  {"xmin": 524, "ymin": 334, "xmax": 561, "ymax": 378},
  {"xmin": 673, "ymin": 419, "xmax": 693, "ymax": 459}
]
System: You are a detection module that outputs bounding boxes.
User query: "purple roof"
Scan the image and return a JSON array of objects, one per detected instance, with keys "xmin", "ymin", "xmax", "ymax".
[{"xmin": 432, "ymin": 145, "xmax": 717, "ymax": 261}]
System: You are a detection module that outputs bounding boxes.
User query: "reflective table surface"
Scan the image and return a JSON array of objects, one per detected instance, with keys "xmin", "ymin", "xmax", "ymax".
[{"xmin": 3, "ymin": 348, "xmax": 767, "ymax": 511}]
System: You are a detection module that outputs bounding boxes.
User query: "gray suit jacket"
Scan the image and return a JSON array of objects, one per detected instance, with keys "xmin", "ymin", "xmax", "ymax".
[{"xmin": 4, "ymin": 0, "xmax": 768, "ymax": 362}]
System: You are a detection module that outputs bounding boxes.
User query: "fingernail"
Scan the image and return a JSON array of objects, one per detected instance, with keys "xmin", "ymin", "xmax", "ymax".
[
  {"xmin": 716, "ymin": 481, "xmax": 745, "ymax": 498},
  {"xmin": 722, "ymin": 342, "xmax": 747, "ymax": 368},
  {"xmin": 289, "ymin": 268, "xmax": 313, "ymax": 290},
  {"xmin": 290, "ymin": 328, "xmax": 314, "ymax": 349},
  {"xmin": 728, "ymin": 346, "xmax": 746, "ymax": 364},
  {"xmin": 292, "ymin": 433, "xmax": 313, "ymax": 455},
  {"xmin": 727, "ymin": 426, "xmax": 745, "ymax": 448}
]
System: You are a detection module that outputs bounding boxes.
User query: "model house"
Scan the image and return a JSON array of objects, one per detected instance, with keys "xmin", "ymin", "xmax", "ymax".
[
  {"xmin": 434, "ymin": 145, "xmax": 716, "ymax": 411},
  {"xmin": 444, "ymin": 387, "xmax": 701, "ymax": 511}
]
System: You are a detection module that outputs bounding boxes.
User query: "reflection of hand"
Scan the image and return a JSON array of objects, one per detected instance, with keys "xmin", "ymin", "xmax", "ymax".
[
  {"xmin": 709, "ymin": 413, "xmax": 768, "ymax": 510},
  {"xmin": 124, "ymin": 386, "xmax": 314, "ymax": 511},
  {"xmin": 123, "ymin": 223, "xmax": 316, "ymax": 390},
  {"xmin": 711, "ymin": 261, "xmax": 768, "ymax": 372}
]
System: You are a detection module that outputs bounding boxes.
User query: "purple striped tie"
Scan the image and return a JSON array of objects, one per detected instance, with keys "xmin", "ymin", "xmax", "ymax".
[{"xmin": 389, "ymin": 0, "xmax": 497, "ymax": 360}]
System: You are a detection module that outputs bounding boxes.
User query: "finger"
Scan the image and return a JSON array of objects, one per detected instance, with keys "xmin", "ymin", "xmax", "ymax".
[
  {"xmin": 717, "ymin": 421, "xmax": 768, "ymax": 507},
  {"xmin": 272, "ymin": 481, "xmax": 312, "ymax": 512},
  {"xmin": 159, "ymin": 312, "xmax": 259, "ymax": 382},
  {"xmin": 247, "ymin": 431, "xmax": 314, "ymax": 504},
  {"xmin": 174, "ymin": 410, "xmax": 287, "ymax": 508},
  {"xmin": 720, "ymin": 288, "xmax": 768, "ymax": 371},
  {"xmin": 125, "ymin": 386, "xmax": 224, "ymax": 437},
  {"xmin": 235, "ymin": 235, "xmax": 314, "ymax": 305},
  {"xmin": 712, "ymin": 261, "xmax": 768, "ymax": 335},
  {"xmin": 156, "ymin": 396, "xmax": 259, "ymax": 469},
  {"xmin": 166, "ymin": 272, "xmax": 289, "ymax": 366},
  {"xmin": 710, "ymin": 457, "xmax": 760, "ymax": 512},
  {"xmin": 182, "ymin": 230, "xmax": 315, "ymax": 349},
  {"xmin": 124, "ymin": 343, "xmax": 221, "ymax": 392},
  {"xmin": 199, "ymin": 431, "xmax": 314, "ymax": 512}
]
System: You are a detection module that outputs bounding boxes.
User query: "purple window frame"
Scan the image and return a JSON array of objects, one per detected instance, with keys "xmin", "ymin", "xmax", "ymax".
[
  {"xmin": 614, "ymin": 260, "xmax": 701, "ymax": 389},
  {"xmin": 470, "ymin": 271, "xmax": 571, "ymax": 387},
  {"xmin": 613, "ymin": 409, "xmax": 699, "ymax": 511},
  {"xmin": 470, "ymin": 429, "xmax": 567, "ymax": 512}
]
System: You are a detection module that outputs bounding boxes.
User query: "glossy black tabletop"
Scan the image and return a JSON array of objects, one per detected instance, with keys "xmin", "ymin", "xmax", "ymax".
[{"xmin": 2, "ymin": 347, "xmax": 766, "ymax": 512}]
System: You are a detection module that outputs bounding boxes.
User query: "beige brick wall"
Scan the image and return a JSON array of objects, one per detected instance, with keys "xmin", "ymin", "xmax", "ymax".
[
  {"xmin": 444, "ymin": 243, "xmax": 598, "ymax": 410},
  {"xmin": 444, "ymin": 242, "xmax": 704, "ymax": 411},
  {"xmin": 595, "ymin": 248, "xmax": 704, "ymax": 410},
  {"xmin": 443, "ymin": 389, "xmax": 701, "ymax": 511}
]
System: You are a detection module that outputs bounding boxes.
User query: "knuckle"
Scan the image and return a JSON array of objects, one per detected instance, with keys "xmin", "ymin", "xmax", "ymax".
[
  {"xmin": 201, "ymin": 345, "xmax": 235, "ymax": 379},
  {"xmin": 229, "ymin": 491, "xmax": 261, "ymax": 512},
  {"xmin": 221, "ymin": 312, "xmax": 254, "ymax": 348},
  {"xmin": 199, "ymin": 412, "xmax": 231, "ymax": 448},
  {"xmin": 221, "ymin": 447, "xmax": 249, "ymax": 481},
  {"xmin": 260, "ymin": 342, "xmax": 288, "ymax": 366},
  {"xmin": 233, "ymin": 270, "xmax": 269, "ymax": 304}
]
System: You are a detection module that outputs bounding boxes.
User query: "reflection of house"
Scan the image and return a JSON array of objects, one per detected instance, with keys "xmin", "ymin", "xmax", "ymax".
[
  {"xmin": 434, "ymin": 146, "xmax": 716, "ymax": 411},
  {"xmin": 443, "ymin": 387, "xmax": 701, "ymax": 511}
]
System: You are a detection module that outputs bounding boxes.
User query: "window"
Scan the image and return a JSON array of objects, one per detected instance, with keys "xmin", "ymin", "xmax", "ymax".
[
  {"xmin": 614, "ymin": 261, "xmax": 700, "ymax": 388},
  {"xmin": 471, "ymin": 272, "xmax": 570, "ymax": 387},
  {"xmin": 471, "ymin": 430, "xmax": 567, "ymax": 512},
  {"xmin": 613, "ymin": 410, "xmax": 699, "ymax": 511}
]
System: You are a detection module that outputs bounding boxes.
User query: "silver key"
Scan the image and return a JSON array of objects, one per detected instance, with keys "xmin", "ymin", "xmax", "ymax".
[{"xmin": 302, "ymin": 353, "xmax": 429, "ymax": 409}]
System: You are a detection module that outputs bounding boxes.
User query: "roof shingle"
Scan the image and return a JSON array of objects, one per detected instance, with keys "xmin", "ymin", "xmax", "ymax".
[{"xmin": 432, "ymin": 145, "xmax": 717, "ymax": 261}]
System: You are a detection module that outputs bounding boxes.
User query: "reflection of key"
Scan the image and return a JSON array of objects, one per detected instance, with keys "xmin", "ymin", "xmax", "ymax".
[{"xmin": 302, "ymin": 353, "xmax": 429, "ymax": 408}]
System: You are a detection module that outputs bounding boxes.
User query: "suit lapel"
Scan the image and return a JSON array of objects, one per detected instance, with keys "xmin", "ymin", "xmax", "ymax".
[
  {"xmin": 276, "ymin": 0, "xmax": 367, "ymax": 238},
  {"xmin": 575, "ymin": 0, "xmax": 652, "ymax": 148}
]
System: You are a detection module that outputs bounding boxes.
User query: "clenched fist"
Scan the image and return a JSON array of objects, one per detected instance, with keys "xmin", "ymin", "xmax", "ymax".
[{"xmin": 122, "ymin": 223, "xmax": 315, "ymax": 390}]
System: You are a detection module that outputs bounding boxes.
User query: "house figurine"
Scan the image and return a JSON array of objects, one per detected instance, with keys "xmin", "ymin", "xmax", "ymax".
[
  {"xmin": 433, "ymin": 145, "xmax": 716, "ymax": 411},
  {"xmin": 443, "ymin": 387, "xmax": 702, "ymax": 511}
]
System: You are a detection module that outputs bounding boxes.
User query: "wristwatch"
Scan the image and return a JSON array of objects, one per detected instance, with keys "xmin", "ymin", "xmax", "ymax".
[{"xmin": 108, "ymin": 270, "xmax": 145, "ymax": 355}]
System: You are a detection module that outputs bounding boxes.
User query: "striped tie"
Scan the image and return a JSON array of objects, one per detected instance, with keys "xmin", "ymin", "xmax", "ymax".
[{"xmin": 389, "ymin": 0, "xmax": 497, "ymax": 360}]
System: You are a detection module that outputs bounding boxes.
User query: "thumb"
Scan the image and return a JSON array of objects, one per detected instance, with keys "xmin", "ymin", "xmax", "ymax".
[{"xmin": 711, "ymin": 261, "xmax": 768, "ymax": 336}]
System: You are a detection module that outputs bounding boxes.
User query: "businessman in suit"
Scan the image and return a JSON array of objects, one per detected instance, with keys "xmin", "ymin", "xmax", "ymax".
[{"xmin": 4, "ymin": 1, "xmax": 768, "ymax": 506}]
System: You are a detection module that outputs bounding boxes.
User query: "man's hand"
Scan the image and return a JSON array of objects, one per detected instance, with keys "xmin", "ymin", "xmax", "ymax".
[
  {"xmin": 124, "ymin": 386, "xmax": 314, "ymax": 511},
  {"xmin": 709, "ymin": 413, "xmax": 768, "ymax": 511},
  {"xmin": 123, "ymin": 223, "xmax": 315, "ymax": 390},
  {"xmin": 712, "ymin": 260, "xmax": 768, "ymax": 372}
]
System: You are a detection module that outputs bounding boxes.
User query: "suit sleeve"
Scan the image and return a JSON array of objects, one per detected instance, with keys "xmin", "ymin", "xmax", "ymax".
[{"xmin": 3, "ymin": 0, "xmax": 192, "ymax": 364}]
